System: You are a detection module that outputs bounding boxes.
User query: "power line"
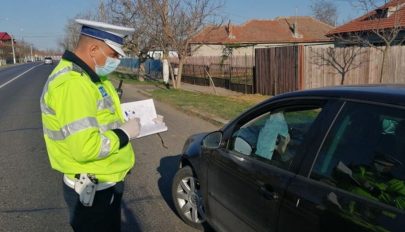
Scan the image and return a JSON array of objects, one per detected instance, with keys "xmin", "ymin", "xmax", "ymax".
[{"xmin": 13, "ymin": 34, "xmax": 63, "ymax": 38}]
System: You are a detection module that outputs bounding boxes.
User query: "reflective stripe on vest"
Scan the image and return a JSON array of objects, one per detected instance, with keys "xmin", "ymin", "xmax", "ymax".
[
  {"xmin": 98, "ymin": 135, "xmax": 111, "ymax": 159},
  {"xmin": 97, "ymin": 96, "xmax": 115, "ymax": 112},
  {"xmin": 44, "ymin": 117, "xmax": 98, "ymax": 141},
  {"xmin": 40, "ymin": 67, "xmax": 72, "ymax": 115},
  {"xmin": 100, "ymin": 120, "xmax": 122, "ymax": 133},
  {"xmin": 44, "ymin": 117, "xmax": 112, "ymax": 159}
]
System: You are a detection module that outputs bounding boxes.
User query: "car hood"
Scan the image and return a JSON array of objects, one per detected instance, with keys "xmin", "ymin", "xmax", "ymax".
[{"xmin": 182, "ymin": 132, "xmax": 210, "ymax": 157}]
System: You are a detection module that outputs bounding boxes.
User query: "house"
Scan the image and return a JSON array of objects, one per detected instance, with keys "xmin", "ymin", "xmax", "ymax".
[
  {"xmin": 190, "ymin": 16, "xmax": 334, "ymax": 57},
  {"xmin": 327, "ymin": 0, "xmax": 405, "ymax": 45},
  {"xmin": 0, "ymin": 32, "xmax": 13, "ymax": 64}
]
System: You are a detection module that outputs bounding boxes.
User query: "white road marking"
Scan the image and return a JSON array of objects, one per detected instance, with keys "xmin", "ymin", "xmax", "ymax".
[{"xmin": 0, "ymin": 64, "xmax": 43, "ymax": 89}]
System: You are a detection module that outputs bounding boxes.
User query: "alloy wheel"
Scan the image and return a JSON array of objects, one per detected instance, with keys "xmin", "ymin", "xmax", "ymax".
[{"xmin": 174, "ymin": 176, "xmax": 206, "ymax": 224}]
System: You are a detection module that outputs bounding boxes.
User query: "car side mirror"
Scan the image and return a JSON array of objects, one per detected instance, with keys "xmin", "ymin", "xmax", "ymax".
[{"xmin": 202, "ymin": 131, "xmax": 223, "ymax": 149}]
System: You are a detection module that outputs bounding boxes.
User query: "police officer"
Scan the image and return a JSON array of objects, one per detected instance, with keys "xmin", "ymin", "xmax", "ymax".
[
  {"xmin": 351, "ymin": 153, "xmax": 405, "ymax": 210},
  {"xmin": 40, "ymin": 19, "xmax": 140, "ymax": 231}
]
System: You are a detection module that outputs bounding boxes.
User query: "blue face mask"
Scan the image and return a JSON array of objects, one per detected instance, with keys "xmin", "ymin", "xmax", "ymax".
[{"xmin": 93, "ymin": 48, "xmax": 121, "ymax": 76}]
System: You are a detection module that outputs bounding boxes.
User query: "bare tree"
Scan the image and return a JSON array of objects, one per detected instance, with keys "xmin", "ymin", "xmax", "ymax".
[
  {"xmin": 59, "ymin": 3, "xmax": 111, "ymax": 51},
  {"xmin": 15, "ymin": 39, "xmax": 34, "ymax": 62},
  {"xmin": 349, "ymin": 0, "xmax": 405, "ymax": 82},
  {"xmin": 311, "ymin": 38, "xmax": 367, "ymax": 85},
  {"xmin": 106, "ymin": 0, "xmax": 151, "ymax": 56},
  {"xmin": 105, "ymin": 0, "xmax": 224, "ymax": 88},
  {"xmin": 310, "ymin": 0, "xmax": 338, "ymax": 26},
  {"xmin": 151, "ymin": 0, "xmax": 224, "ymax": 88},
  {"xmin": 350, "ymin": 0, "xmax": 387, "ymax": 11},
  {"xmin": 105, "ymin": 0, "xmax": 163, "ymax": 81},
  {"xmin": 58, "ymin": 18, "xmax": 81, "ymax": 51},
  {"xmin": 97, "ymin": 0, "xmax": 111, "ymax": 22}
]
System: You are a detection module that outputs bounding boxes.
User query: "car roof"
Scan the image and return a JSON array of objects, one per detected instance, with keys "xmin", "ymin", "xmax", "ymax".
[{"xmin": 272, "ymin": 85, "xmax": 405, "ymax": 107}]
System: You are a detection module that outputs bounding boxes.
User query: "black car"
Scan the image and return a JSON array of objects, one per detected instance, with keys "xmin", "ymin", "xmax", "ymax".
[{"xmin": 171, "ymin": 85, "xmax": 405, "ymax": 232}]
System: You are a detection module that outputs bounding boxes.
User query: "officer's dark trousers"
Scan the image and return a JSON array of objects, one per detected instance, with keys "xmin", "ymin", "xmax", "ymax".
[{"xmin": 63, "ymin": 181, "xmax": 124, "ymax": 232}]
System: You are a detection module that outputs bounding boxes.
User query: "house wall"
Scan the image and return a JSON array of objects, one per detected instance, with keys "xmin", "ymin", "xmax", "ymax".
[
  {"xmin": 147, "ymin": 50, "xmax": 178, "ymax": 59},
  {"xmin": 190, "ymin": 43, "xmax": 332, "ymax": 57},
  {"xmin": 190, "ymin": 44, "xmax": 250, "ymax": 56},
  {"xmin": 0, "ymin": 43, "xmax": 13, "ymax": 64}
]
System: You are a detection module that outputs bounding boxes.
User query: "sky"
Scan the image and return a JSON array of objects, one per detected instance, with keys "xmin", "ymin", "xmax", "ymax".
[{"xmin": 0, "ymin": 0, "xmax": 361, "ymax": 51}]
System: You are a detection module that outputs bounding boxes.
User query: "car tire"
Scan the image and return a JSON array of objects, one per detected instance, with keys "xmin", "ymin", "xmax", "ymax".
[{"xmin": 172, "ymin": 166, "xmax": 206, "ymax": 230}]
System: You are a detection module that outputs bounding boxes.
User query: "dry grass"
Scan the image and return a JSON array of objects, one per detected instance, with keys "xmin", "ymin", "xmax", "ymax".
[{"xmin": 228, "ymin": 94, "xmax": 269, "ymax": 105}]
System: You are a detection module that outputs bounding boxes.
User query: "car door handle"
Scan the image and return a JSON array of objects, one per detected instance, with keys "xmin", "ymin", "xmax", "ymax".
[
  {"xmin": 316, "ymin": 192, "xmax": 342, "ymax": 210},
  {"xmin": 231, "ymin": 155, "xmax": 244, "ymax": 162},
  {"xmin": 260, "ymin": 186, "xmax": 279, "ymax": 200},
  {"xmin": 326, "ymin": 192, "xmax": 342, "ymax": 209}
]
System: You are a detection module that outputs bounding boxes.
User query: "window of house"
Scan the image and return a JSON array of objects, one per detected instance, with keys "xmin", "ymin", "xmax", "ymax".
[
  {"xmin": 311, "ymin": 102, "xmax": 405, "ymax": 210},
  {"xmin": 229, "ymin": 105, "xmax": 323, "ymax": 170}
]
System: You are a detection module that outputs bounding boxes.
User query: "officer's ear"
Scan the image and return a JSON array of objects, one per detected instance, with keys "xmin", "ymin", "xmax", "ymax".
[{"xmin": 89, "ymin": 44, "xmax": 99, "ymax": 58}]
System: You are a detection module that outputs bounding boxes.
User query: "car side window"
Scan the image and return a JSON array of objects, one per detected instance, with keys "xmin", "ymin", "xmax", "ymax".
[
  {"xmin": 229, "ymin": 106, "xmax": 323, "ymax": 170},
  {"xmin": 311, "ymin": 102, "xmax": 405, "ymax": 210}
]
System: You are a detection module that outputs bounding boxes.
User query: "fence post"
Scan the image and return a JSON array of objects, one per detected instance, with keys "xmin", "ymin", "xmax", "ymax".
[
  {"xmin": 252, "ymin": 66, "xmax": 256, "ymax": 94},
  {"xmin": 244, "ymin": 55, "xmax": 247, "ymax": 93},
  {"xmin": 203, "ymin": 66, "xmax": 205, "ymax": 85},
  {"xmin": 229, "ymin": 65, "xmax": 232, "ymax": 90},
  {"xmin": 245, "ymin": 67, "xmax": 247, "ymax": 94}
]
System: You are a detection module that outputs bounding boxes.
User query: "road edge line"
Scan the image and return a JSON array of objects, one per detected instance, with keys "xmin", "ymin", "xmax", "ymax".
[{"xmin": 0, "ymin": 64, "xmax": 43, "ymax": 89}]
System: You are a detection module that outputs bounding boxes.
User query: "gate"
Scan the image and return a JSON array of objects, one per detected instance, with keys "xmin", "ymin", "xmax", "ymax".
[{"xmin": 255, "ymin": 46, "xmax": 303, "ymax": 95}]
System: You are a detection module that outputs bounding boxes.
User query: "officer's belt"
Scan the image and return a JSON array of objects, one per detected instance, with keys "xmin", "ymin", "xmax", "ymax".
[{"xmin": 63, "ymin": 175, "xmax": 116, "ymax": 191}]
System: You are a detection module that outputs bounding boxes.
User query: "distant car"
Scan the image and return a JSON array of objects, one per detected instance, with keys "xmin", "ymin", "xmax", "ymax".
[
  {"xmin": 171, "ymin": 85, "xmax": 405, "ymax": 232},
  {"xmin": 44, "ymin": 57, "xmax": 53, "ymax": 64}
]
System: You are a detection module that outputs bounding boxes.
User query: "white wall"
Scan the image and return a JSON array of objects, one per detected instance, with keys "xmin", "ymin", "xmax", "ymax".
[{"xmin": 190, "ymin": 42, "xmax": 333, "ymax": 57}]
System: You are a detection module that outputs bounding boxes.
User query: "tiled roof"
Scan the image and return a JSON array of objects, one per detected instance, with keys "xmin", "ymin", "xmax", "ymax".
[
  {"xmin": 0, "ymin": 32, "xmax": 12, "ymax": 41},
  {"xmin": 191, "ymin": 16, "xmax": 334, "ymax": 44},
  {"xmin": 327, "ymin": 0, "xmax": 405, "ymax": 35}
]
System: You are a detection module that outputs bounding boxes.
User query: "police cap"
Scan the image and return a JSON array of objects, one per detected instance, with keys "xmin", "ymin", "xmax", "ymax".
[{"xmin": 76, "ymin": 19, "xmax": 135, "ymax": 57}]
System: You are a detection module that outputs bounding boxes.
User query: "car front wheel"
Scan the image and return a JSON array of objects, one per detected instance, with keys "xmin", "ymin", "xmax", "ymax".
[{"xmin": 172, "ymin": 166, "xmax": 206, "ymax": 229}]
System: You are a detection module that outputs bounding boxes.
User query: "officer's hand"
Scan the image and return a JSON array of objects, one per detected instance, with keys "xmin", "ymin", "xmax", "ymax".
[
  {"xmin": 120, "ymin": 118, "xmax": 141, "ymax": 140},
  {"xmin": 152, "ymin": 114, "xmax": 164, "ymax": 124}
]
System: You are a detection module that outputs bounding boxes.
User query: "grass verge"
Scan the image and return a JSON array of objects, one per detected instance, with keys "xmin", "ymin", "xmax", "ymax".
[
  {"xmin": 151, "ymin": 88, "xmax": 268, "ymax": 121},
  {"xmin": 111, "ymin": 72, "xmax": 268, "ymax": 122}
]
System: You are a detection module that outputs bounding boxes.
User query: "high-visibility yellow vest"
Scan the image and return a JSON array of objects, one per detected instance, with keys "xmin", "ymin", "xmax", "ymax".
[{"xmin": 40, "ymin": 51, "xmax": 134, "ymax": 183}]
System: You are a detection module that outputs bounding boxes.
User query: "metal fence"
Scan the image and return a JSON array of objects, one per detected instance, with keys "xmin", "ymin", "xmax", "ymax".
[
  {"xmin": 119, "ymin": 58, "xmax": 163, "ymax": 79},
  {"xmin": 180, "ymin": 63, "xmax": 255, "ymax": 94},
  {"xmin": 169, "ymin": 55, "xmax": 255, "ymax": 94}
]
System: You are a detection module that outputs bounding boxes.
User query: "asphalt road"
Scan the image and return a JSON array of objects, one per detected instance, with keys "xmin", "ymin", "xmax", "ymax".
[{"xmin": 0, "ymin": 63, "xmax": 218, "ymax": 232}]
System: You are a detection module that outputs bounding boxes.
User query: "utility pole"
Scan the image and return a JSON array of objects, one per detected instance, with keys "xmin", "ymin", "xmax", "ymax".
[
  {"xmin": 10, "ymin": 34, "xmax": 16, "ymax": 64},
  {"xmin": 30, "ymin": 44, "xmax": 33, "ymax": 62}
]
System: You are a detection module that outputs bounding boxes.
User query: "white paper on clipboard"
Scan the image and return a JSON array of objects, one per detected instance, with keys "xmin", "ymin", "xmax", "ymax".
[{"xmin": 121, "ymin": 99, "xmax": 168, "ymax": 138}]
